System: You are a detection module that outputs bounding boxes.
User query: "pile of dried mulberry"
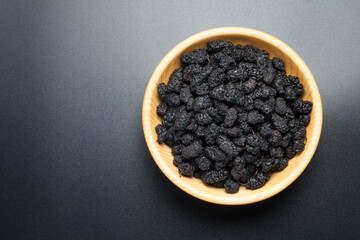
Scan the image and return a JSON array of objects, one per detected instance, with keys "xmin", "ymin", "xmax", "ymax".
[{"xmin": 155, "ymin": 40, "xmax": 312, "ymax": 194}]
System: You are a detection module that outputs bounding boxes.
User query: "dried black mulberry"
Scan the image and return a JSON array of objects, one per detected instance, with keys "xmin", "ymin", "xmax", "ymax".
[
  {"xmin": 224, "ymin": 179, "xmax": 240, "ymax": 194},
  {"xmin": 201, "ymin": 169, "xmax": 229, "ymax": 183},
  {"xmin": 195, "ymin": 156, "xmax": 211, "ymax": 171},
  {"xmin": 182, "ymin": 141, "xmax": 203, "ymax": 159},
  {"xmin": 178, "ymin": 162, "xmax": 195, "ymax": 177},
  {"xmin": 155, "ymin": 124, "xmax": 168, "ymax": 143}
]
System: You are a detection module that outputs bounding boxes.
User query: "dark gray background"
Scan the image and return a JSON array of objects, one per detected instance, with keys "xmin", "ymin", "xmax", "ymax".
[{"xmin": 0, "ymin": 1, "xmax": 359, "ymax": 239}]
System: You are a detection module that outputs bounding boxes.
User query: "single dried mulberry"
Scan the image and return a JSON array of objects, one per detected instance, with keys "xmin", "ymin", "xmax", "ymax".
[
  {"xmin": 181, "ymin": 133, "xmax": 194, "ymax": 146},
  {"xmin": 178, "ymin": 162, "xmax": 195, "ymax": 177},
  {"xmin": 272, "ymin": 57, "xmax": 285, "ymax": 71},
  {"xmin": 216, "ymin": 135, "xmax": 237, "ymax": 156},
  {"xmin": 155, "ymin": 124, "xmax": 168, "ymax": 143},
  {"xmin": 223, "ymin": 107, "xmax": 237, "ymax": 127},
  {"xmin": 194, "ymin": 95, "xmax": 212, "ymax": 112},
  {"xmin": 247, "ymin": 110, "xmax": 265, "ymax": 125},
  {"xmin": 271, "ymin": 113, "xmax": 289, "ymax": 133},
  {"xmin": 195, "ymin": 156, "xmax": 211, "ymax": 171},
  {"xmin": 224, "ymin": 179, "xmax": 240, "ymax": 194},
  {"xmin": 156, "ymin": 103, "xmax": 168, "ymax": 116},
  {"xmin": 205, "ymin": 145, "xmax": 227, "ymax": 161},
  {"xmin": 173, "ymin": 155, "xmax": 183, "ymax": 167},
  {"xmin": 182, "ymin": 141, "xmax": 203, "ymax": 159},
  {"xmin": 181, "ymin": 48, "xmax": 209, "ymax": 65},
  {"xmin": 195, "ymin": 112, "xmax": 213, "ymax": 126},
  {"xmin": 204, "ymin": 123, "xmax": 220, "ymax": 145},
  {"xmin": 268, "ymin": 130, "xmax": 282, "ymax": 146},
  {"xmin": 200, "ymin": 169, "xmax": 229, "ymax": 183}
]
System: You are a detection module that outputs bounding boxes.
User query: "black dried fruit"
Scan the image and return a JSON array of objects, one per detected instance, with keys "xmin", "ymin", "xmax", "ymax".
[
  {"xmin": 245, "ymin": 145, "xmax": 261, "ymax": 156},
  {"xmin": 247, "ymin": 110, "xmax": 265, "ymax": 125},
  {"xmin": 155, "ymin": 40, "xmax": 312, "ymax": 193},
  {"xmin": 276, "ymin": 158, "xmax": 288, "ymax": 171},
  {"xmin": 255, "ymin": 99, "xmax": 275, "ymax": 115},
  {"xmin": 205, "ymin": 123, "xmax": 220, "ymax": 145},
  {"xmin": 173, "ymin": 111, "xmax": 192, "ymax": 131},
  {"xmin": 240, "ymin": 164, "xmax": 256, "ymax": 183},
  {"xmin": 173, "ymin": 155, "xmax": 183, "ymax": 167},
  {"xmin": 246, "ymin": 171, "xmax": 271, "ymax": 189},
  {"xmin": 293, "ymin": 126, "xmax": 306, "ymax": 140},
  {"xmin": 182, "ymin": 141, "xmax": 203, "ymax": 159},
  {"xmin": 195, "ymin": 112, "xmax": 213, "ymax": 126},
  {"xmin": 275, "ymin": 97, "xmax": 288, "ymax": 115},
  {"xmin": 268, "ymin": 130, "xmax": 282, "ymax": 146},
  {"xmin": 156, "ymin": 103, "xmax": 168, "ymax": 116},
  {"xmin": 284, "ymin": 87, "xmax": 296, "ymax": 100},
  {"xmin": 243, "ymin": 45, "xmax": 260, "ymax": 63},
  {"xmin": 280, "ymin": 132, "xmax": 292, "ymax": 148},
  {"xmin": 300, "ymin": 114, "xmax": 311, "ymax": 126},
  {"xmin": 201, "ymin": 169, "xmax": 229, "ymax": 183},
  {"xmin": 208, "ymin": 68, "xmax": 225, "ymax": 88},
  {"xmin": 244, "ymin": 78, "xmax": 257, "ymax": 93},
  {"xmin": 165, "ymin": 93, "xmax": 181, "ymax": 107},
  {"xmin": 158, "ymin": 83, "xmax": 168, "ymax": 100},
  {"xmin": 243, "ymin": 95, "xmax": 255, "ymax": 111},
  {"xmin": 178, "ymin": 162, "xmax": 195, "ymax": 177},
  {"xmin": 292, "ymin": 139, "xmax": 305, "ymax": 153},
  {"xmin": 270, "ymin": 147, "xmax": 285, "ymax": 158},
  {"xmin": 205, "ymin": 145, "xmax": 227, "ymax": 161},
  {"xmin": 210, "ymin": 84, "xmax": 226, "ymax": 101},
  {"xmin": 185, "ymin": 119, "xmax": 198, "ymax": 132},
  {"xmin": 195, "ymin": 156, "xmax": 211, "ymax": 171},
  {"xmin": 272, "ymin": 113, "xmax": 289, "ymax": 133},
  {"xmin": 195, "ymin": 83, "xmax": 210, "ymax": 95},
  {"xmin": 262, "ymin": 158, "xmax": 274, "ymax": 173},
  {"xmin": 223, "ymin": 107, "xmax": 237, "ymax": 127},
  {"xmin": 219, "ymin": 55, "xmax": 236, "ymax": 70},
  {"xmin": 186, "ymin": 97, "xmax": 194, "ymax": 111},
  {"xmin": 259, "ymin": 122, "xmax": 272, "ymax": 137},
  {"xmin": 167, "ymin": 74, "xmax": 183, "ymax": 92},
  {"xmin": 233, "ymin": 135, "xmax": 247, "ymax": 147},
  {"xmin": 247, "ymin": 133, "xmax": 263, "ymax": 147},
  {"xmin": 286, "ymin": 146, "xmax": 296, "ymax": 159},
  {"xmin": 288, "ymin": 118, "xmax": 300, "ymax": 131},
  {"xmin": 221, "ymin": 127, "xmax": 242, "ymax": 137},
  {"xmin": 292, "ymin": 98, "xmax": 313, "ymax": 114},
  {"xmin": 213, "ymin": 160, "xmax": 228, "ymax": 171},
  {"xmin": 239, "ymin": 122, "xmax": 253, "ymax": 134},
  {"xmin": 172, "ymin": 145, "xmax": 182, "ymax": 155},
  {"xmin": 263, "ymin": 65, "xmax": 276, "ymax": 84},
  {"xmin": 216, "ymin": 135, "xmax": 237, "ymax": 156},
  {"xmin": 181, "ymin": 48, "xmax": 209, "ymax": 66},
  {"xmin": 194, "ymin": 95, "xmax": 212, "ymax": 112},
  {"xmin": 231, "ymin": 156, "xmax": 246, "ymax": 180},
  {"xmin": 224, "ymin": 179, "xmax": 240, "ymax": 194},
  {"xmin": 179, "ymin": 86, "xmax": 192, "ymax": 103},
  {"xmin": 195, "ymin": 125, "xmax": 206, "ymax": 137},
  {"xmin": 207, "ymin": 40, "xmax": 234, "ymax": 52},
  {"xmin": 237, "ymin": 112, "xmax": 247, "ymax": 123},
  {"xmin": 272, "ymin": 57, "xmax": 285, "ymax": 71},
  {"xmin": 155, "ymin": 124, "xmax": 168, "ymax": 143},
  {"xmin": 181, "ymin": 133, "xmax": 194, "ymax": 146}
]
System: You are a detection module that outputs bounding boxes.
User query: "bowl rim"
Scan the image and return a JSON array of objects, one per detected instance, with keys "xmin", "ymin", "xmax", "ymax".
[{"xmin": 142, "ymin": 27, "xmax": 323, "ymax": 205}]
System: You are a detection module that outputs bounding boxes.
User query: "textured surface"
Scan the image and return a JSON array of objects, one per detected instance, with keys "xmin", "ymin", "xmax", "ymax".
[
  {"xmin": 1, "ymin": 0, "xmax": 360, "ymax": 239},
  {"xmin": 143, "ymin": 27, "xmax": 323, "ymax": 204}
]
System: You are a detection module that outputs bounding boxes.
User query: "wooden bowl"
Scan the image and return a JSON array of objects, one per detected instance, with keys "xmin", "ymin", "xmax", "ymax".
[{"xmin": 142, "ymin": 27, "xmax": 323, "ymax": 205}]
